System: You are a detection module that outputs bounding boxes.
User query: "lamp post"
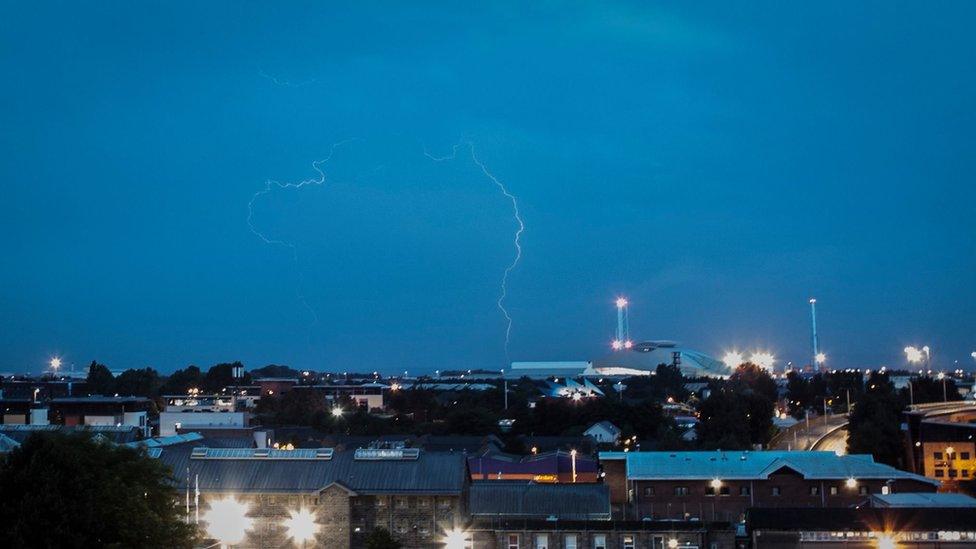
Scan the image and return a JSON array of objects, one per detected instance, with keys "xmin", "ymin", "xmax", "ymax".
[{"xmin": 937, "ymin": 372, "xmax": 947, "ymax": 402}]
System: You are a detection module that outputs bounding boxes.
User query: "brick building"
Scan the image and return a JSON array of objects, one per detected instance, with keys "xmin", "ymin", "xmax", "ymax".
[
  {"xmin": 746, "ymin": 507, "xmax": 976, "ymax": 548},
  {"xmin": 600, "ymin": 451, "xmax": 939, "ymax": 522},
  {"xmin": 467, "ymin": 519, "xmax": 737, "ymax": 549},
  {"xmin": 156, "ymin": 444, "xmax": 467, "ymax": 548}
]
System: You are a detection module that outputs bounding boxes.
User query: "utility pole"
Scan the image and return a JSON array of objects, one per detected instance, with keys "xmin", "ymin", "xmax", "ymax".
[{"xmin": 809, "ymin": 298, "xmax": 820, "ymax": 371}]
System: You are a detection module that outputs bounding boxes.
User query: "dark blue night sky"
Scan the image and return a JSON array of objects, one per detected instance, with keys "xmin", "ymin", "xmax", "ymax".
[{"xmin": 2, "ymin": 2, "xmax": 974, "ymax": 374}]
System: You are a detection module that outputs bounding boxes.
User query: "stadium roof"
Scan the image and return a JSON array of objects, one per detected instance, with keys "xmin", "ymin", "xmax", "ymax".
[
  {"xmin": 599, "ymin": 451, "xmax": 938, "ymax": 485},
  {"xmin": 592, "ymin": 343, "xmax": 729, "ymax": 378},
  {"xmin": 469, "ymin": 482, "xmax": 611, "ymax": 520}
]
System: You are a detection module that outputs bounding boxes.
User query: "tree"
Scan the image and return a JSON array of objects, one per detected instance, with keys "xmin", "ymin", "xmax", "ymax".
[
  {"xmin": 159, "ymin": 365, "xmax": 205, "ymax": 395},
  {"xmin": 696, "ymin": 388, "xmax": 751, "ymax": 450},
  {"xmin": 729, "ymin": 363, "xmax": 779, "ymax": 403},
  {"xmin": 847, "ymin": 372, "xmax": 904, "ymax": 466},
  {"xmin": 785, "ymin": 371, "xmax": 812, "ymax": 419},
  {"xmin": 204, "ymin": 362, "xmax": 247, "ymax": 392},
  {"xmin": 0, "ymin": 431, "xmax": 196, "ymax": 548},
  {"xmin": 364, "ymin": 527, "xmax": 402, "ymax": 549},
  {"xmin": 114, "ymin": 367, "xmax": 161, "ymax": 397},
  {"xmin": 86, "ymin": 360, "xmax": 115, "ymax": 395}
]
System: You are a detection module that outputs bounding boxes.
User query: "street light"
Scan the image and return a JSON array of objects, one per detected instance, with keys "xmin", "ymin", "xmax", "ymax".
[
  {"xmin": 749, "ymin": 351, "xmax": 776, "ymax": 371},
  {"xmin": 331, "ymin": 407, "xmax": 344, "ymax": 418},
  {"xmin": 815, "ymin": 352, "xmax": 827, "ymax": 365},
  {"xmin": 876, "ymin": 534, "xmax": 896, "ymax": 549},
  {"xmin": 937, "ymin": 372, "xmax": 947, "ymax": 402},
  {"xmin": 202, "ymin": 496, "xmax": 254, "ymax": 547},
  {"xmin": 443, "ymin": 528, "xmax": 470, "ymax": 549},
  {"xmin": 283, "ymin": 508, "xmax": 319, "ymax": 547},
  {"xmin": 905, "ymin": 346, "xmax": 924, "ymax": 364},
  {"xmin": 49, "ymin": 357, "xmax": 62, "ymax": 373},
  {"xmin": 722, "ymin": 351, "xmax": 745, "ymax": 368}
]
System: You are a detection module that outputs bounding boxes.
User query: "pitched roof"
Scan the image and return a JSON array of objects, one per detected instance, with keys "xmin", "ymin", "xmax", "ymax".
[
  {"xmin": 0, "ymin": 424, "xmax": 142, "ymax": 443},
  {"xmin": 870, "ymin": 492, "xmax": 976, "ymax": 508},
  {"xmin": 0, "ymin": 433, "xmax": 20, "ymax": 453},
  {"xmin": 585, "ymin": 421, "xmax": 621, "ymax": 435},
  {"xmin": 157, "ymin": 444, "xmax": 466, "ymax": 495},
  {"xmin": 599, "ymin": 451, "xmax": 938, "ymax": 485},
  {"xmin": 469, "ymin": 482, "xmax": 610, "ymax": 520}
]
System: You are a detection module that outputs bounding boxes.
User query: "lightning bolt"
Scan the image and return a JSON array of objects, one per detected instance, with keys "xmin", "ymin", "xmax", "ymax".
[
  {"xmin": 258, "ymin": 69, "xmax": 317, "ymax": 88},
  {"xmin": 246, "ymin": 140, "xmax": 356, "ymax": 328},
  {"xmin": 425, "ymin": 141, "xmax": 525, "ymax": 356}
]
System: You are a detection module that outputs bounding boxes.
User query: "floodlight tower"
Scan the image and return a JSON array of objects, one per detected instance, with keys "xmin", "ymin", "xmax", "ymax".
[
  {"xmin": 809, "ymin": 298, "xmax": 820, "ymax": 370},
  {"xmin": 612, "ymin": 297, "xmax": 632, "ymax": 351}
]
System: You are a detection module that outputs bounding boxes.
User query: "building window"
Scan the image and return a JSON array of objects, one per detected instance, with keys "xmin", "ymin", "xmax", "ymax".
[
  {"xmin": 771, "ymin": 486, "xmax": 781, "ymax": 496},
  {"xmin": 740, "ymin": 486, "xmax": 751, "ymax": 496},
  {"xmin": 881, "ymin": 485, "xmax": 890, "ymax": 495},
  {"xmin": 565, "ymin": 534, "xmax": 578, "ymax": 549},
  {"xmin": 934, "ymin": 452, "xmax": 943, "ymax": 460},
  {"xmin": 395, "ymin": 519, "xmax": 409, "ymax": 534},
  {"xmin": 418, "ymin": 497, "xmax": 429, "ymax": 508},
  {"xmin": 377, "ymin": 497, "xmax": 387, "ymax": 507},
  {"xmin": 674, "ymin": 486, "xmax": 689, "ymax": 496},
  {"xmin": 643, "ymin": 487, "xmax": 655, "ymax": 497},
  {"xmin": 961, "ymin": 452, "xmax": 971, "ymax": 460},
  {"xmin": 963, "ymin": 470, "xmax": 971, "ymax": 478},
  {"xmin": 859, "ymin": 486, "xmax": 869, "ymax": 495},
  {"xmin": 719, "ymin": 486, "xmax": 730, "ymax": 496},
  {"xmin": 705, "ymin": 486, "xmax": 715, "ymax": 496},
  {"xmin": 535, "ymin": 534, "xmax": 549, "ymax": 549},
  {"xmin": 949, "ymin": 469, "xmax": 958, "ymax": 478},
  {"xmin": 829, "ymin": 486, "xmax": 838, "ymax": 495},
  {"xmin": 593, "ymin": 534, "xmax": 607, "ymax": 549},
  {"xmin": 809, "ymin": 486, "xmax": 820, "ymax": 496},
  {"xmin": 622, "ymin": 535, "xmax": 636, "ymax": 549},
  {"xmin": 507, "ymin": 534, "xmax": 520, "ymax": 549},
  {"xmin": 395, "ymin": 497, "xmax": 408, "ymax": 509}
]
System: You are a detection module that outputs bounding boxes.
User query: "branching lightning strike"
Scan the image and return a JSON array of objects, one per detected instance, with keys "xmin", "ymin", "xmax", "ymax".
[
  {"xmin": 246, "ymin": 140, "xmax": 356, "ymax": 325},
  {"xmin": 425, "ymin": 141, "xmax": 525, "ymax": 356},
  {"xmin": 258, "ymin": 69, "xmax": 318, "ymax": 88}
]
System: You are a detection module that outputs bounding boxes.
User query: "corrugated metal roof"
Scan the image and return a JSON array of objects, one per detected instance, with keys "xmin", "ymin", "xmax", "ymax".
[
  {"xmin": 870, "ymin": 492, "xmax": 976, "ymax": 508},
  {"xmin": 157, "ymin": 445, "xmax": 466, "ymax": 495},
  {"xmin": 601, "ymin": 451, "xmax": 938, "ymax": 485},
  {"xmin": 0, "ymin": 424, "xmax": 141, "ymax": 443},
  {"xmin": 469, "ymin": 482, "xmax": 610, "ymax": 520}
]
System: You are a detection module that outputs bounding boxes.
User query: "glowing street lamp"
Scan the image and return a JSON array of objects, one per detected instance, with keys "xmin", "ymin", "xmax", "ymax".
[
  {"xmin": 721, "ymin": 351, "xmax": 745, "ymax": 368},
  {"xmin": 49, "ymin": 357, "xmax": 62, "ymax": 373},
  {"xmin": 876, "ymin": 534, "xmax": 896, "ymax": 549},
  {"xmin": 202, "ymin": 496, "xmax": 254, "ymax": 547},
  {"xmin": 815, "ymin": 352, "xmax": 827, "ymax": 365},
  {"xmin": 749, "ymin": 351, "xmax": 776, "ymax": 371},
  {"xmin": 845, "ymin": 477, "xmax": 857, "ymax": 489},
  {"xmin": 904, "ymin": 346, "xmax": 924, "ymax": 364},
  {"xmin": 443, "ymin": 528, "xmax": 470, "ymax": 549},
  {"xmin": 283, "ymin": 508, "xmax": 319, "ymax": 546},
  {"xmin": 331, "ymin": 407, "xmax": 344, "ymax": 418}
]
